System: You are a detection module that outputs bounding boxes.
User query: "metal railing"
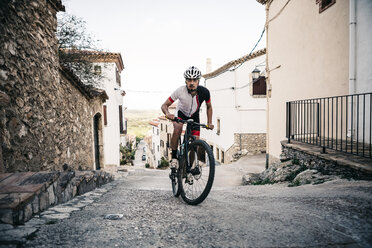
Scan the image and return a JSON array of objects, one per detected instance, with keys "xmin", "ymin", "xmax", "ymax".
[{"xmin": 286, "ymin": 92, "xmax": 372, "ymax": 158}]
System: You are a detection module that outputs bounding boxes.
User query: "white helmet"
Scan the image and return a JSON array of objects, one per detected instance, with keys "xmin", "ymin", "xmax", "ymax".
[{"xmin": 184, "ymin": 66, "xmax": 202, "ymax": 79}]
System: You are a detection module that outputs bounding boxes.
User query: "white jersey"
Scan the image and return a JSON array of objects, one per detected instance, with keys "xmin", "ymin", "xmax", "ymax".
[{"xmin": 168, "ymin": 85, "xmax": 211, "ymax": 118}]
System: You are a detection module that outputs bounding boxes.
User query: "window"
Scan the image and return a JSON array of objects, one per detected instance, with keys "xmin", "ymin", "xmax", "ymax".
[
  {"xmin": 116, "ymin": 68, "xmax": 121, "ymax": 86},
  {"xmin": 216, "ymin": 148, "xmax": 220, "ymax": 160},
  {"xmin": 167, "ymin": 134, "xmax": 171, "ymax": 147},
  {"xmin": 252, "ymin": 76, "xmax": 266, "ymax": 95},
  {"xmin": 119, "ymin": 105, "xmax": 124, "ymax": 134},
  {"xmin": 157, "ymin": 145, "xmax": 159, "ymax": 152},
  {"xmin": 317, "ymin": 0, "xmax": 336, "ymax": 13},
  {"xmin": 166, "ymin": 125, "xmax": 168, "ymax": 132},
  {"xmin": 221, "ymin": 151, "xmax": 225, "ymax": 163},
  {"xmin": 94, "ymin": 65, "xmax": 101, "ymax": 75},
  {"xmin": 161, "ymin": 123, "xmax": 163, "ymax": 131},
  {"xmin": 103, "ymin": 105, "xmax": 107, "ymax": 125},
  {"xmin": 124, "ymin": 120, "xmax": 128, "ymax": 134},
  {"xmin": 160, "ymin": 140, "xmax": 164, "ymax": 147},
  {"xmin": 217, "ymin": 119, "xmax": 220, "ymax": 135},
  {"xmin": 157, "ymin": 129, "xmax": 159, "ymax": 135}
]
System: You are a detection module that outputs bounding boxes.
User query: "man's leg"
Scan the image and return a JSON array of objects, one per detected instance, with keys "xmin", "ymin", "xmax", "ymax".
[{"xmin": 170, "ymin": 122, "xmax": 183, "ymax": 168}]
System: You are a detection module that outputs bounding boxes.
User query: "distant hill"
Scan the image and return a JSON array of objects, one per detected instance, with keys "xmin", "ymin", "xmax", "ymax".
[{"xmin": 125, "ymin": 109, "xmax": 163, "ymax": 138}]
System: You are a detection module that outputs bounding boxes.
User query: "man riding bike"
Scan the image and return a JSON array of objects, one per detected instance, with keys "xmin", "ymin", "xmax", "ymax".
[{"xmin": 161, "ymin": 66, "xmax": 214, "ymax": 169}]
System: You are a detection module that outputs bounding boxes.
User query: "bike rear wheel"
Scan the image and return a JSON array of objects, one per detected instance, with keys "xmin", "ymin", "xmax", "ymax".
[{"xmin": 178, "ymin": 140, "xmax": 215, "ymax": 205}]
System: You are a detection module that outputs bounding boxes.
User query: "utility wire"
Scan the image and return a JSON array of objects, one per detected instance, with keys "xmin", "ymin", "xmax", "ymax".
[
  {"xmin": 230, "ymin": 27, "xmax": 266, "ymax": 72},
  {"xmin": 125, "ymin": 89, "xmax": 171, "ymax": 94},
  {"xmin": 205, "ymin": 26, "xmax": 266, "ymax": 81},
  {"xmin": 126, "ymin": 24, "xmax": 267, "ymax": 94}
]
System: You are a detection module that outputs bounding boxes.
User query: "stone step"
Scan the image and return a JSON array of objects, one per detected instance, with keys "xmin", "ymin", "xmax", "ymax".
[{"xmin": 0, "ymin": 170, "xmax": 114, "ymax": 225}]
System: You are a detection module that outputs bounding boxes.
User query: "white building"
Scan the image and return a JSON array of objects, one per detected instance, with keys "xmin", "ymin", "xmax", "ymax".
[
  {"xmin": 149, "ymin": 119, "xmax": 160, "ymax": 168},
  {"xmin": 201, "ymin": 49, "xmax": 267, "ymax": 164},
  {"xmin": 257, "ymin": 0, "xmax": 372, "ymax": 164},
  {"xmin": 158, "ymin": 103, "xmax": 176, "ymax": 161}
]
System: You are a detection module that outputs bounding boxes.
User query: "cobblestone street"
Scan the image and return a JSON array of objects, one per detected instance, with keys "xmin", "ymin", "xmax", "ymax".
[{"xmin": 1, "ymin": 144, "xmax": 371, "ymax": 248}]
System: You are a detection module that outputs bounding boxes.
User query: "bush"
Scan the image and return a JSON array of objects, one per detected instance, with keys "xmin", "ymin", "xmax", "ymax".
[
  {"xmin": 120, "ymin": 144, "xmax": 136, "ymax": 165},
  {"xmin": 136, "ymin": 137, "xmax": 142, "ymax": 145},
  {"xmin": 145, "ymin": 163, "xmax": 150, "ymax": 168},
  {"xmin": 157, "ymin": 157, "xmax": 169, "ymax": 169}
]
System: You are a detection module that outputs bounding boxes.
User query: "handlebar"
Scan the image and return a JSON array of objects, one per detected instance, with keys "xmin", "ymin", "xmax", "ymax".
[{"xmin": 172, "ymin": 118, "xmax": 209, "ymax": 129}]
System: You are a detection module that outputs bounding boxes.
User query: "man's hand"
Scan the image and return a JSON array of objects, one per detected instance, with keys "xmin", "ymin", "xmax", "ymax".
[
  {"xmin": 206, "ymin": 123, "xmax": 214, "ymax": 130},
  {"xmin": 166, "ymin": 114, "xmax": 175, "ymax": 121}
]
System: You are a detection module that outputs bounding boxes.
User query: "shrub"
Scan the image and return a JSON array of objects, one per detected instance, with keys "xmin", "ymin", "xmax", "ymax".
[
  {"xmin": 120, "ymin": 144, "xmax": 135, "ymax": 165},
  {"xmin": 157, "ymin": 157, "xmax": 169, "ymax": 169}
]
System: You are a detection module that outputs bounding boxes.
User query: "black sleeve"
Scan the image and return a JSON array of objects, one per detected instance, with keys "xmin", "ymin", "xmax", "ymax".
[{"xmin": 198, "ymin": 86, "xmax": 210, "ymax": 103}]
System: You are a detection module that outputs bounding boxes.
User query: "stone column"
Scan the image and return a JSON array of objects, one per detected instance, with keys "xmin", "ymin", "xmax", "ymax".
[{"xmin": 0, "ymin": 90, "xmax": 10, "ymax": 172}]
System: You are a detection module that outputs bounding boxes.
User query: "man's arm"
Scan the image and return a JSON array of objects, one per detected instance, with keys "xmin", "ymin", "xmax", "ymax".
[
  {"xmin": 206, "ymin": 101, "xmax": 214, "ymax": 130},
  {"xmin": 161, "ymin": 98, "xmax": 175, "ymax": 120}
]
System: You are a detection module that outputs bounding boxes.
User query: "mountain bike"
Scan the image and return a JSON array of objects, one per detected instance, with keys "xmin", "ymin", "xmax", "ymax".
[{"xmin": 169, "ymin": 118, "xmax": 215, "ymax": 205}]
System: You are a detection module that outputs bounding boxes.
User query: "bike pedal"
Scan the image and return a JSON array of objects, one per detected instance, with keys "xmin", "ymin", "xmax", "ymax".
[
  {"xmin": 190, "ymin": 167, "xmax": 201, "ymax": 176},
  {"xmin": 186, "ymin": 173, "xmax": 194, "ymax": 185}
]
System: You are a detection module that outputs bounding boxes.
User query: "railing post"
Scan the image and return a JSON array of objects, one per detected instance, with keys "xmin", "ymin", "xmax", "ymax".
[{"xmin": 287, "ymin": 102, "xmax": 291, "ymax": 143}]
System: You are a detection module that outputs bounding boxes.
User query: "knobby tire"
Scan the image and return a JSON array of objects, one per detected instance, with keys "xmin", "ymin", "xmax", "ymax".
[
  {"xmin": 171, "ymin": 168, "xmax": 181, "ymax": 197},
  {"xmin": 178, "ymin": 139, "xmax": 215, "ymax": 205}
]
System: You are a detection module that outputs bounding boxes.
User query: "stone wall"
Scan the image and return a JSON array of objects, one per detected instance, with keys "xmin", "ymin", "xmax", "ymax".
[
  {"xmin": 212, "ymin": 133, "xmax": 266, "ymax": 164},
  {"xmin": 280, "ymin": 142, "xmax": 371, "ymax": 180},
  {"xmin": 0, "ymin": 0, "xmax": 106, "ymax": 172},
  {"xmin": 226, "ymin": 133, "xmax": 266, "ymax": 162},
  {"xmin": 234, "ymin": 133, "xmax": 266, "ymax": 154}
]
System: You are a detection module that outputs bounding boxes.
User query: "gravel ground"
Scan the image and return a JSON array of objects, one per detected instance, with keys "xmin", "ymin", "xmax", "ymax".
[
  {"xmin": 8, "ymin": 142, "xmax": 372, "ymax": 247},
  {"xmin": 23, "ymin": 167, "xmax": 372, "ymax": 248}
]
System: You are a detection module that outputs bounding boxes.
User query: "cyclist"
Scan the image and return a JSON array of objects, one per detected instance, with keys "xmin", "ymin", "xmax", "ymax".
[{"xmin": 161, "ymin": 66, "xmax": 214, "ymax": 169}]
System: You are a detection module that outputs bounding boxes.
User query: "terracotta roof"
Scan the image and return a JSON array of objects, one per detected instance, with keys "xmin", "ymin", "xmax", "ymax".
[
  {"xmin": 149, "ymin": 121, "xmax": 159, "ymax": 127},
  {"xmin": 202, "ymin": 48, "xmax": 266, "ymax": 79},
  {"xmin": 256, "ymin": 0, "xmax": 268, "ymax": 4},
  {"xmin": 60, "ymin": 49, "xmax": 124, "ymax": 72},
  {"xmin": 60, "ymin": 65, "xmax": 108, "ymax": 101},
  {"xmin": 158, "ymin": 116, "xmax": 167, "ymax": 120}
]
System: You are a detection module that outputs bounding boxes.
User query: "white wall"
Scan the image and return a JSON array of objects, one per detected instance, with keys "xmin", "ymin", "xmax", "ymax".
[
  {"xmin": 151, "ymin": 125, "xmax": 160, "ymax": 166},
  {"xmin": 354, "ymin": 0, "xmax": 372, "ymax": 142},
  {"xmin": 201, "ymin": 54, "xmax": 266, "ymax": 152},
  {"xmin": 98, "ymin": 63, "xmax": 124, "ymax": 167},
  {"xmin": 355, "ymin": 0, "xmax": 372, "ymax": 95},
  {"xmin": 266, "ymin": 0, "xmax": 349, "ymax": 162}
]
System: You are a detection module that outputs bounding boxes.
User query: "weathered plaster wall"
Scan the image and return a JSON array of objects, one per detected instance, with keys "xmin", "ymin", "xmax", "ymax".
[{"xmin": 266, "ymin": 0, "xmax": 349, "ymax": 163}]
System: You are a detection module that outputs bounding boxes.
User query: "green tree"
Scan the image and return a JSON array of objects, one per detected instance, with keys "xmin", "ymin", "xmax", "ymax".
[{"xmin": 56, "ymin": 13, "xmax": 105, "ymax": 87}]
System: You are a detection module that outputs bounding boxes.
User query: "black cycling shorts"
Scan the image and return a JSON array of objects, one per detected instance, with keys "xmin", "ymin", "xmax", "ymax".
[{"xmin": 176, "ymin": 110, "xmax": 200, "ymax": 136}]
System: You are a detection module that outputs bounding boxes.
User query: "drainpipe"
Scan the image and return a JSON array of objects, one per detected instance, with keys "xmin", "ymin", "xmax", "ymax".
[
  {"xmin": 348, "ymin": 0, "xmax": 356, "ymax": 137},
  {"xmin": 265, "ymin": 2, "xmax": 270, "ymax": 169},
  {"xmin": 349, "ymin": 0, "xmax": 356, "ymax": 94}
]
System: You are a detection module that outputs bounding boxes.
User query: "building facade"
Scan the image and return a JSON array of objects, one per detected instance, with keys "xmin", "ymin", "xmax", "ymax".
[
  {"xmin": 201, "ymin": 49, "xmax": 267, "ymax": 164},
  {"xmin": 61, "ymin": 50, "xmax": 126, "ymax": 167},
  {"xmin": 257, "ymin": 0, "xmax": 372, "ymax": 163},
  {"xmin": 149, "ymin": 120, "xmax": 160, "ymax": 168}
]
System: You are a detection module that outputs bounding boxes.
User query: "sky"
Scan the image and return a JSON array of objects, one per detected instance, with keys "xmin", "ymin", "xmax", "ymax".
[{"xmin": 60, "ymin": 0, "xmax": 266, "ymax": 110}]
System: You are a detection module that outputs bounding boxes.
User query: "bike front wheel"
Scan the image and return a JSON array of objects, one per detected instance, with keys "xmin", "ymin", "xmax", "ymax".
[
  {"xmin": 170, "ymin": 167, "xmax": 181, "ymax": 197},
  {"xmin": 178, "ymin": 140, "xmax": 215, "ymax": 205}
]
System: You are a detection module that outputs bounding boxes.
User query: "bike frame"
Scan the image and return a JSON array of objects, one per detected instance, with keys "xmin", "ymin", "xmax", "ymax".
[{"xmin": 177, "ymin": 119, "xmax": 206, "ymax": 173}]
